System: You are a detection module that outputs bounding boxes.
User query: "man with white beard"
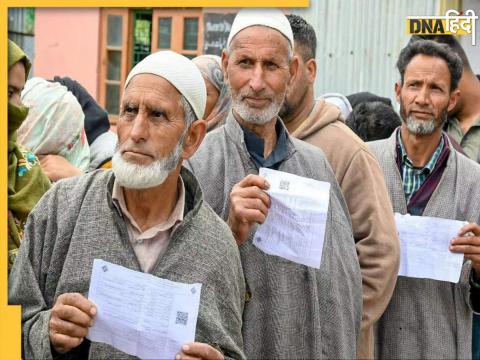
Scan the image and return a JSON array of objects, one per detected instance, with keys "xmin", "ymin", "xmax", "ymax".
[
  {"xmin": 187, "ymin": 8, "xmax": 362, "ymax": 359},
  {"xmin": 368, "ymin": 40, "xmax": 480, "ymax": 359},
  {"xmin": 9, "ymin": 51, "xmax": 246, "ymax": 360}
]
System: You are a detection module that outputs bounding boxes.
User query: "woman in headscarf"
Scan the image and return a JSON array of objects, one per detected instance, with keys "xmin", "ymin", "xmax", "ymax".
[
  {"xmin": 18, "ymin": 77, "xmax": 91, "ymax": 181},
  {"xmin": 51, "ymin": 76, "xmax": 117, "ymax": 171},
  {"xmin": 192, "ymin": 55, "xmax": 231, "ymax": 131},
  {"xmin": 8, "ymin": 40, "xmax": 50, "ymax": 272}
]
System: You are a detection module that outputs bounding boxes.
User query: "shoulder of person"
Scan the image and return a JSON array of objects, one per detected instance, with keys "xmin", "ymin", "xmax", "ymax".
[
  {"xmin": 366, "ymin": 138, "xmax": 391, "ymax": 159},
  {"xmin": 193, "ymin": 201, "xmax": 237, "ymax": 249},
  {"xmin": 290, "ymin": 136, "xmax": 329, "ymax": 161},
  {"xmin": 455, "ymin": 149, "xmax": 480, "ymax": 179},
  {"xmin": 54, "ymin": 168, "xmax": 112, "ymax": 193}
]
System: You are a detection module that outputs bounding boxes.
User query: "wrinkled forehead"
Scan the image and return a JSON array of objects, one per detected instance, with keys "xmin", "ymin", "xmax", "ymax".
[
  {"xmin": 404, "ymin": 54, "xmax": 451, "ymax": 84},
  {"xmin": 123, "ymin": 74, "xmax": 182, "ymax": 105},
  {"xmin": 230, "ymin": 25, "xmax": 291, "ymax": 51}
]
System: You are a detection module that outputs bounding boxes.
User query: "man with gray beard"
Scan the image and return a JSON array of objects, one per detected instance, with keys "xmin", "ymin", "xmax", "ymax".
[
  {"xmin": 368, "ymin": 40, "xmax": 480, "ymax": 359},
  {"xmin": 8, "ymin": 50, "xmax": 246, "ymax": 360},
  {"xmin": 187, "ymin": 8, "xmax": 362, "ymax": 359}
]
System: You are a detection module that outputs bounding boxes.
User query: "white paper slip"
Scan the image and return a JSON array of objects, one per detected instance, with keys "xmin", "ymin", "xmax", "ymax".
[
  {"xmin": 87, "ymin": 259, "xmax": 202, "ymax": 360},
  {"xmin": 395, "ymin": 213, "xmax": 467, "ymax": 283},
  {"xmin": 253, "ymin": 168, "xmax": 331, "ymax": 269}
]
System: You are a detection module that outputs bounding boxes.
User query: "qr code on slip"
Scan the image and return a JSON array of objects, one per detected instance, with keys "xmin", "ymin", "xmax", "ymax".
[
  {"xmin": 175, "ymin": 311, "xmax": 189, "ymax": 326},
  {"xmin": 279, "ymin": 180, "xmax": 290, "ymax": 191}
]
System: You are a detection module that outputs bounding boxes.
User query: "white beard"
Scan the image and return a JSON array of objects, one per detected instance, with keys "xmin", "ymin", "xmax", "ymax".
[
  {"xmin": 112, "ymin": 140, "xmax": 184, "ymax": 189},
  {"xmin": 230, "ymin": 88, "xmax": 285, "ymax": 125},
  {"xmin": 404, "ymin": 116, "xmax": 436, "ymax": 136}
]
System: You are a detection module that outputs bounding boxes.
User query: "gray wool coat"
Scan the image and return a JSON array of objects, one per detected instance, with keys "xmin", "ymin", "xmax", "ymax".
[
  {"xmin": 186, "ymin": 113, "xmax": 363, "ymax": 359},
  {"xmin": 369, "ymin": 130, "xmax": 480, "ymax": 359},
  {"xmin": 8, "ymin": 168, "xmax": 246, "ymax": 360}
]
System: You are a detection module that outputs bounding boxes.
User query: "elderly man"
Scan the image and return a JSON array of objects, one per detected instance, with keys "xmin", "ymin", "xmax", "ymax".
[
  {"xmin": 279, "ymin": 15, "xmax": 400, "ymax": 359},
  {"xmin": 187, "ymin": 8, "xmax": 362, "ymax": 359},
  {"xmin": 9, "ymin": 51, "xmax": 245, "ymax": 360},
  {"xmin": 368, "ymin": 40, "xmax": 480, "ymax": 359}
]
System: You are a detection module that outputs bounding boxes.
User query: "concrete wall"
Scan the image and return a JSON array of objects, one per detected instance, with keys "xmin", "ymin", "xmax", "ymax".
[{"xmin": 34, "ymin": 8, "xmax": 101, "ymax": 99}]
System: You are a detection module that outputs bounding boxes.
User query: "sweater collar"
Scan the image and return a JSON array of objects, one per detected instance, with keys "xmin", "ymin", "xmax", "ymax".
[{"xmin": 224, "ymin": 110, "xmax": 297, "ymax": 166}]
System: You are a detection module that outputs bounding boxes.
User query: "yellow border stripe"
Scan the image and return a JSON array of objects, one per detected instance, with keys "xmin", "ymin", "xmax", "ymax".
[
  {"xmin": 7, "ymin": 0, "xmax": 309, "ymax": 6},
  {"xmin": 1, "ymin": 2, "xmax": 22, "ymax": 359}
]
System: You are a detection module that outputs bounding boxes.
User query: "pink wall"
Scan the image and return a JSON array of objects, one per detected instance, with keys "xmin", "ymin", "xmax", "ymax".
[{"xmin": 34, "ymin": 8, "xmax": 101, "ymax": 99}]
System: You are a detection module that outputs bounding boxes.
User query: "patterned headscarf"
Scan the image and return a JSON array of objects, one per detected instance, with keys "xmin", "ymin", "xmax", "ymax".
[
  {"xmin": 8, "ymin": 40, "xmax": 51, "ymax": 272},
  {"xmin": 193, "ymin": 55, "xmax": 232, "ymax": 131},
  {"xmin": 19, "ymin": 77, "xmax": 90, "ymax": 171}
]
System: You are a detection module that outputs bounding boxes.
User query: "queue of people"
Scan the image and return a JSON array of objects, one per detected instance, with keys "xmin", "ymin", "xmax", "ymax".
[{"xmin": 7, "ymin": 7, "xmax": 480, "ymax": 360}]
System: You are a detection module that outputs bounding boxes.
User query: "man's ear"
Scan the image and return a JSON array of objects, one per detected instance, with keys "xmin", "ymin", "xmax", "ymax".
[
  {"xmin": 447, "ymin": 89, "xmax": 460, "ymax": 113},
  {"xmin": 221, "ymin": 49, "xmax": 229, "ymax": 82},
  {"xmin": 395, "ymin": 81, "xmax": 402, "ymax": 104},
  {"xmin": 287, "ymin": 55, "xmax": 300, "ymax": 88},
  {"xmin": 306, "ymin": 58, "xmax": 317, "ymax": 84},
  {"xmin": 181, "ymin": 119, "xmax": 207, "ymax": 160}
]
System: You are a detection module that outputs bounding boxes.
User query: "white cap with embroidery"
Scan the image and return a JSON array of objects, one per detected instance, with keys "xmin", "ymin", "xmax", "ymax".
[
  {"xmin": 227, "ymin": 8, "xmax": 294, "ymax": 49},
  {"xmin": 125, "ymin": 50, "xmax": 206, "ymax": 120}
]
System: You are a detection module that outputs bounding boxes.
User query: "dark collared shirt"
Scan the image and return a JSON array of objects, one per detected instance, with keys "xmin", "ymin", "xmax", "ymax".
[{"xmin": 241, "ymin": 120, "xmax": 289, "ymax": 169}]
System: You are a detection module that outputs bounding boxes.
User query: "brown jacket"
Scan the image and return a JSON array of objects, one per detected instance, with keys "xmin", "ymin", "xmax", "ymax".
[{"xmin": 288, "ymin": 99, "xmax": 400, "ymax": 359}]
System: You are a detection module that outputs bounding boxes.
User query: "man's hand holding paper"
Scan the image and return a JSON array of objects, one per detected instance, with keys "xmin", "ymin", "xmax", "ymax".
[
  {"xmin": 252, "ymin": 168, "xmax": 331, "ymax": 269},
  {"xmin": 49, "ymin": 292, "xmax": 97, "ymax": 354},
  {"xmin": 394, "ymin": 213, "xmax": 471, "ymax": 282},
  {"xmin": 227, "ymin": 174, "xmax": 271, "ymax": 246},
  {"xmin": 450, "ymin": 223, "xmax": 480, "ymax": 275},
  {"xmin": 86, "ymin": 259, "xmax": 204, "ymax": 360}
]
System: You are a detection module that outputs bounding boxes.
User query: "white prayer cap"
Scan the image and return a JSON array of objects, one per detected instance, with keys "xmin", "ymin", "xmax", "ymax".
[
  {"xmin": 227, "ymin": 8, "xmax": 294, "ymax": 49},
  {"xmin": 125, "ymin": 50, "xmax": 206, "ymax": 120}
]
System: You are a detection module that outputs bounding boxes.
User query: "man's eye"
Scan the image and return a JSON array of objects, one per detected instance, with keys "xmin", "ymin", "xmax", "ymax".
[
  {"xmin": 265, "ymin": 62, "xmax": 278, "ymax": 70},
  {"xmin": 152, "ymin": 110, "xmax": 166, "ymax": 118},
  {"xmin": 121, "ymin": 106, "xmax": 136, "ymax": 115},
  {"xmin": 120, "ymin": 106, "xmax": 136, "ymax": 119}
]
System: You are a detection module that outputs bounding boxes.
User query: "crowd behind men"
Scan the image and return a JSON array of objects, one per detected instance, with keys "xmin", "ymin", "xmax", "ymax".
[{"xmin": 7, "ymin": 7, "xmax": 480, "ymax": 360}]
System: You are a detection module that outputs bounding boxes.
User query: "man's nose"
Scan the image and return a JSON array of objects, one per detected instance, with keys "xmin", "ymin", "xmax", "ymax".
[
  {"xmin": 414, "ymin": 86, "xmax": 430, "ymax": 106},
  {"xmin": 129, "ymin": 112, "xmax": 149, "ymax": 142},
  {"xmin": 249, "ymin": 64, "xmax": 266, "ymax": 93}
]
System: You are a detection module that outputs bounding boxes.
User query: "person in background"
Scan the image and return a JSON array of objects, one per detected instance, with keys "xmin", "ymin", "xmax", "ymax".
[
  {"xmin": 192, "ymin": 55, "xmax": 232, "ymax": 131},
  {"xmin": 7, "ymin": 39, "xmax": 50, "ymax": 273},
  {"xmin": 347, "ymin": 91, "xmax": 393, "ymax": 109},
  {"xmin": 321, "ymin": 92, "xmax": 353, "ymax": 119},
  {"xmin": 19, "ymin": 77, "xmax": 90, "ymax": 181},
  {"xmin": 279, "ymin": 14, "xmax": 400, "ymax": 359},
  {"xmin": 52, "ymin": 76, "xmax": 118, "ymax": 170},
  {"xmin": 346, "ymin": 101, "xmax": 402, "ymax": 142}
]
